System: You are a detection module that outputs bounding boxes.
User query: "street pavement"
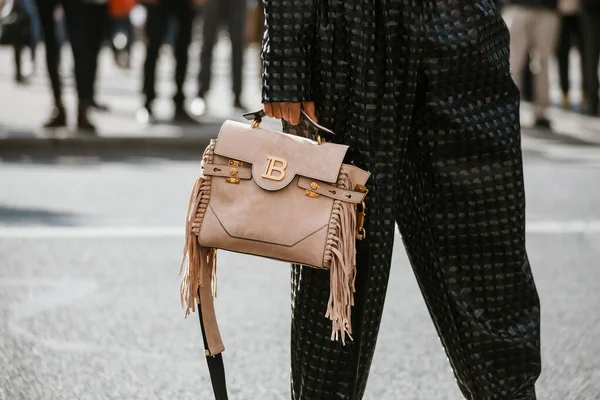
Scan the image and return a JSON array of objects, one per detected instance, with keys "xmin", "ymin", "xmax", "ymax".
[
  {"xmin": 1, "ymin": 151, "xmax": 599, "ymax": 400},
  {"xmin": 1, "ymin": 38, "xmax": 600, "ymax": 400}
]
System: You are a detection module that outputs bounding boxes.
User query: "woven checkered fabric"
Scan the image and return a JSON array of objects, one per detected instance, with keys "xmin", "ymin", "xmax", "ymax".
[{"xmin": 262, "ymin": 0, "xmax": 542, "ymax": 399}]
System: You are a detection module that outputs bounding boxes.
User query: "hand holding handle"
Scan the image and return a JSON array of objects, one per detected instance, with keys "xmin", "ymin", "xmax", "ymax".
[{"xmin": 243, "ymin": 108, "xmax": 335, "ymax": 137}]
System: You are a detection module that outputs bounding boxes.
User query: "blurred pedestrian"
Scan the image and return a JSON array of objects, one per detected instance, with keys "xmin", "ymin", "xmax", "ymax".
[
  {"xmin": 1, "ymin": 0, "xmax": 32, "ymax": 84},
  {"xmin": 263, "ymin": 1, "xmax": 541, "ymax": 399},
  {"xmin": 502, "ymin": 0, "xmax": 560, "ymax": 129},
  {"xmin": 139, "ymin": 0, "xmax": 198, "ymax": 124},
  {"xmin": 556, "ymin": 0, "xmax": 585, "ymax": 110},
  {"xmin": 581, "ymin": 0, "xmax": 600, "ymax": 115},
  {"xmin": 35, "ymin": 0, "xmax": 95, "ymax": 132},
  {"xmin": 193, "ymin": 0, "xmax": 247, "ymax": 113}
]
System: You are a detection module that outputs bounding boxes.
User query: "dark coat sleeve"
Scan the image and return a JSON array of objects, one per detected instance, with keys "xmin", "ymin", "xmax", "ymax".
[{"xmin": 261, "ymin": 0, "xmax": 315, "ymax": 103}]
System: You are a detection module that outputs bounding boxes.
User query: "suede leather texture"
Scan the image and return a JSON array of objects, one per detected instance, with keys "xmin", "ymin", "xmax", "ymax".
[{"xmin": 198, "ymin": 123, "xmax": 369, "ymax": 267}]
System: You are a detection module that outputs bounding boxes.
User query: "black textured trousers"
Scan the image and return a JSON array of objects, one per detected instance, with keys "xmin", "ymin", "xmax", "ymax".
[
  {"xmin": 269, "ymin": 1, "xmax": 542, "ymax": 399},
  {"xmin": 35, "ymin": 0, "xmax": 92, "ymax": 103},
  {"xmin": 142, "ymin": 0, "xmax": 195, "ymax": 108},
  {"xmin": 197, "ymin": 0, "xmax": 246, "ymax": 99}
]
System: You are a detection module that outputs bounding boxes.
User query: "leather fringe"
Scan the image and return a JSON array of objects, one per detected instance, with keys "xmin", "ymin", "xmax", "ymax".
[
  {"xmin": 180, "ymin": 142, "xmax": 217, "ymax": 317},
  {"xmin": 323, "ymin": 170, "xmax": 357, "ymax": 344}
]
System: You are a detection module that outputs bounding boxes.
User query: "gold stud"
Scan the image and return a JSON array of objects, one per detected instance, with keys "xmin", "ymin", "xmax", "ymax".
[
  {"xmin": 310, "ymin": 182, "xmax": 319, "ymax": 190},
  {"xmin": 230, "ymin": 168, "xmax": 238, "ymax": 176}
]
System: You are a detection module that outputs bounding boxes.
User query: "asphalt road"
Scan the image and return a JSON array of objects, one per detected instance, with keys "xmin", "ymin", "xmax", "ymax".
[{"xmin": 1, "ymin": 146, "xmax": 600, "ymax": 400}]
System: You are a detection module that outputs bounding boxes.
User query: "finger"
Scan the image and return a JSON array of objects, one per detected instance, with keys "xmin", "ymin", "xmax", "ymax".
[
  {"xmin": 289, "ymin": 103, "xmax": 301, "ymax": 125},
  {"xmin": 281, "ymin": 103, "xmax": 291, "ymax": 123},
  {"xmin": 273, "ymin": 103, "xmax": 283, "ymax": 119},
  {"xmin": 302, "ymin": 102, "xmax": 318, "ymax": 123},
  {"xmin": 263, "ymin": 103, "xmax": 273, "ymax": 118}
]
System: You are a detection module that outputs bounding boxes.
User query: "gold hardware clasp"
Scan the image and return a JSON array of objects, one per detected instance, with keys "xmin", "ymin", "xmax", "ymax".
[
  {"xmin": 226, "ymin": 177, "xmax": 240, "ymax": 184},
  {"xmin": 305, "ymin": 190, "xmax": 320, "ymax": 199},
  {"xmin": 356, "ymin": 201, "xmax": 367, "ymax": 240},
  {"xmin": 251, "ymin": 119, "xmax": 261, "ymax": 129},
  {"xmin": 261, "ymin": 156, "xmax": 287, "ymax": 181},
  {"xmin": 230, "ymin": 168, "xmax": 238, "ymax": 176},
  {"xmin": 310, "ymin": 182, "xmax": 319, "ymax": 190},
  {"xmin": 354, "ymin": 184, "xmax": 369, "ymax": 201},
  {"xmin": 229, "ymin": 160, "xmax": 243, "ymax": 167}
]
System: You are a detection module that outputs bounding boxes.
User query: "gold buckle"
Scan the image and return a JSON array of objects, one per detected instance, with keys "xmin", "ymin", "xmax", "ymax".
[
  {"xmin": 229, "ymin": 160, "xmax": 243, "ymax": 167},
  {"xmin": 226, "ymin": 177, "xmax": 240, "ymax": 184},
  {"xmin": 305, "ymin": 190, "xmax": 320, "ymax": 199}
]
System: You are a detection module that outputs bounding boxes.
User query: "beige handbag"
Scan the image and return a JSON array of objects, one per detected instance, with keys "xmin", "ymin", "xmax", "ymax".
[{"xmin": 179, "ymin": 111, "xmax": 370, "ymax": 361}]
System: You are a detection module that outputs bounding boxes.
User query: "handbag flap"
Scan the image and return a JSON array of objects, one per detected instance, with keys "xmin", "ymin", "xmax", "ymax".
[{"xmin": 214, "ymin": 120, "xmax": 349, "ymax": 191}]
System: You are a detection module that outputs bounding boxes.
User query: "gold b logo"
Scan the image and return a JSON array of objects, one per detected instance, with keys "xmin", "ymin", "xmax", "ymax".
[{"xmin": 261, "ymin": 156, "xmax": 287, "ymax": 181}]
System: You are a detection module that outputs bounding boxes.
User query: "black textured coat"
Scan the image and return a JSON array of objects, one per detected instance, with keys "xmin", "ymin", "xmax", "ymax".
[
  {"xmin": 500, "ymin": 0, "xmax": 557, "ymax": 9},
  {"xmin": 262, "ymin": 1, "xmax": 542, "ymax": 399}
]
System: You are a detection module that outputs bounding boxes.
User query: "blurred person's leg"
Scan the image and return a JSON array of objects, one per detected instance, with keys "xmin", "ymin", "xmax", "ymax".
[
  {"xmin": 197, "ymin": 0, "xmax": 219, "ymax": 99},
  {"xmin": 55, "ymin": 7, "xmax": 68, "ymax": 45},
  {"xmin": 83, "ymin": 1, "xmax": 110, "ymax": 110},
  {"xmin": 532, "ymin": 8, "xmax": 560, "ymax": 127},
  {"xmin": 172, "ymin": 0, "xmax": 195, "ymax": 118},
  {"xmin": 503, "ymin": 6, "xmax": 534, "ymax": 104},
  {"xmin": 62, "ymin": 0, "xmax": 96, "ymax": 132},
  {"xmin": 142, "ymin": 1, "xmax": 169, "ymax": 115},
  {"xmin": 13, "ymin": 43, "xmax": 24, "ymax": 83},
  {"xmin": 557, "ymin": 15, "xmax": 575, "ymax": 108},
  {"xmin": 581, "ymin": 10, "xmax": 600, "ymax": 115},
  {"xmin": 227, "ymin": 0, "xmax": 246, "ymax": 109},
  {"xmin": 577, "ymin": 16, "xmax": 588, "ymax": 110},
  {"xmin": 111, "ymin": 16, "xmax": 132, "ymax": 68},
  {"xmin": 502, "ymin": 6, "xmax": 532, "ymax": 92},
  {"xmin": 20, "ymin": 0, "xmax": 39, "ymax": 69},
  {"xmin": 124, "ymin": 16, "xmax": 133, "ymax": 54},
  {"xmin": 522, "ymin": 57, "xmax": 535, "ymax": 102},
  {"xmin": 35, "ymin": 0, "xmax": 67, "ymax": 128}
]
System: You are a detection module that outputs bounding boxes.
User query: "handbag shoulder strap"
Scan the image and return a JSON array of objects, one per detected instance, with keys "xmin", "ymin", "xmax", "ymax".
[{"xmin": 198, "ymin": 301, "xmax": 229, "ymax": 399}]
